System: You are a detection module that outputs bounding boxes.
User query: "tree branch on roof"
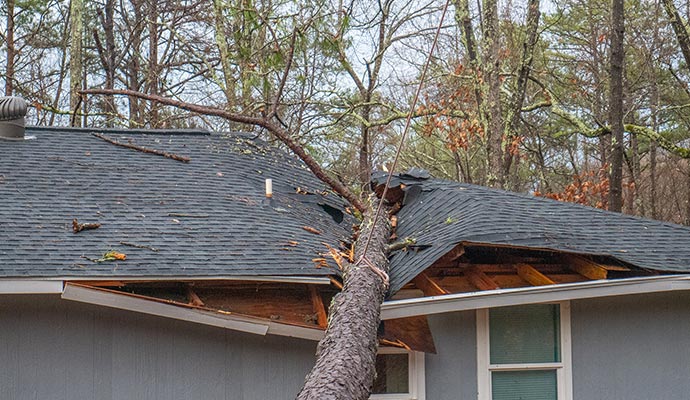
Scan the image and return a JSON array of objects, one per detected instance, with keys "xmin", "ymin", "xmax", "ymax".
[
  {"xmin": 80, "ymin": 89, "xmax": 366, "ymax": 213},
  {"xmin": 91, "ymin": 132, "xmax": 191, "ymax": 162}
]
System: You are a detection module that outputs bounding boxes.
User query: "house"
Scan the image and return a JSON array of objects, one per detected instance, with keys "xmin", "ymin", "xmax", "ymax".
[{"xmin": 3, "ymin": 118, "xmax": 690, "ymax": 399}]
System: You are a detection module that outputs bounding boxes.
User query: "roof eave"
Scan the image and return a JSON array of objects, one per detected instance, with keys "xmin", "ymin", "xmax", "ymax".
[{"xmin": 381, "ymin": 275, "xmax": 690, "ymax": 320}]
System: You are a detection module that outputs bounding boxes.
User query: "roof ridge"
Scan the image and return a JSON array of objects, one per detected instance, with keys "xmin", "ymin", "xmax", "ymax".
[
  {"xmin": 27, "ymin": 126, "xmax": 211, "ymax": 136},
  {"xmin": 425, "ymin": 179, "xmax": 690, "ymax": 232}
]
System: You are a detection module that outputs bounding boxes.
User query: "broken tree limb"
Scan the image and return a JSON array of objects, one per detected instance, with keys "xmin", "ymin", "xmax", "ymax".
[
  {"xmin": 91, "ymin": 132, "xmax": 190, "ymax": 162},
  {"xmin": 386, "ymin": 237, "xmax": 417, "ymax": 253},
  {"xmin": 80, "ymin": 89, "xmax": 366, "ymax": 213},
  {"xmin": 72, "ymin": 218, "xmax": 101, "ymax": 233},
  {"xmin": 119, "ymin": 241, "xmax": 159, "ymax": 252}
]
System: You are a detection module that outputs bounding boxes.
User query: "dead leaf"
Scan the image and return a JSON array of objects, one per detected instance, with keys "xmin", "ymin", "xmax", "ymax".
[{"xmin": 303, "ymin": 226, "xmax": 322, "ymax": 235}]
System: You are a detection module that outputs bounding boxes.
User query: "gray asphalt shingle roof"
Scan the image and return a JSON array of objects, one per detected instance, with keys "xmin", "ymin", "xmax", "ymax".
[
  {"xmin": 1, "ymin": 127, "xmax": 353, "ymax": 279},
  {"xmin": 385, "ymin": 173, "xmax": 690, "ymax": 293}
]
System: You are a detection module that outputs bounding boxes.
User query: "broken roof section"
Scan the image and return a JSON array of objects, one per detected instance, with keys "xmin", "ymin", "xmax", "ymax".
[
  {"xmin": 0, "ymin": 126, "xmax": 353, "ymax": 279},
  {"xmin": 379, "ymin": 171, "xmax": 690, "ymax": 294}
]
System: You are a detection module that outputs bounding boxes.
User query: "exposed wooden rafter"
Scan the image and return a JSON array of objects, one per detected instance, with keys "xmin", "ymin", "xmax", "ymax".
[
  {"xmin": 434, "ymin": 244, "xmax": 466, "ymax": 267},
  {"xmin": 412, "ymin": 272, "xmax": 450, "ymax": 296},
  {"xmin": 465, "ymin": 266, "xmax": 500, "ymax": 291},
  {"xmin": 568, "ymin": 256, "xmax": 610, "ymax": 280},
  {"xmin": 515, "ymin": 263, "xmax": 556, "ymax": 286},
  {"xmin": 186, "ymin": 285, "xmax": 205, "ymax": 307},
  {"xmin": 309, "ymin": 285, "xmax": 328, "ymax": 328}
]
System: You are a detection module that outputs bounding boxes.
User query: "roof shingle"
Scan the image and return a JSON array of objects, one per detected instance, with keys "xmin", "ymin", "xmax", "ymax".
[
  {"xmin": 0, "ymin": 127, "xmax": 353, "ymax": 279},
  {"xmin": 386, "ymin": 174, "xmax": 690, "ymax": 293}
]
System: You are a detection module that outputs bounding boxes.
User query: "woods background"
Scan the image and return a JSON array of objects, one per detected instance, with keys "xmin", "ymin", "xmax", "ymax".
[{"xmin": 4, "ymin": 0, "xmax": 690, "ymax": 224}]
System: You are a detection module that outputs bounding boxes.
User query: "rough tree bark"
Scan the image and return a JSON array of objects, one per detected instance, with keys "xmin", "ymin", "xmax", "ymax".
[
  {"xmin": 147, "ymin": 0, "xmax": 159, "ymax": 127},
  {"xmin": 663, "ymin": 0, "xmax": 690, "ymax": 66},
  {"xmin": 503, "ymin": 0, "xmax": 541, "ymax": 186},
  {"xmin": 69, "ymin": 0, "xmax": 84, "ymax": 127},
  {"xmin": 481, "ymin": 0, "xmax": 505, "ymax": 188},
  {"xmin": 608, "ymin": 0, "xmax": 624, "ymax": 212},
  {"xmin": 5, "ymin": 0, "xmax": 15, "ymax": 96},
  {"xmin": 297, "ymin": 199, "xmax": 392, "ymax": 399}
]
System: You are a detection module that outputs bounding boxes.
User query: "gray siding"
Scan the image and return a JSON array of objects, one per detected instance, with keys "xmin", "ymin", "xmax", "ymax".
[
  {"xmin": 424, "ymin": 292, "xmax": 690, "ymax": 400},
  {"xmin": 425, "ymin": 311, "xmax": 477, "ymax": 400},
  {"xmin": 571, "ymin": 292, "xmax": 690, "ymax": 400},
  {"xmin": 0, "ymin": 295, "xmax": 316, "ymax": 400}
]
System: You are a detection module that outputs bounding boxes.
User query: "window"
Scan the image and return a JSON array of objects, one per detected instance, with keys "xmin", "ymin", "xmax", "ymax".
[
  {"xmin": 370, "ymin": 348, "xmax": 425, "ymax": 400},
  {"xmin": 477, "ymin": 302, "xmax": 572, "ymax": 400}
]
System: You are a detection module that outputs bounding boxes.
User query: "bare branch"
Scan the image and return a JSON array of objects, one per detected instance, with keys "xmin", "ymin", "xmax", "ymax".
[{"xmin": 80, "ymin": 88, "xmax": 366, "ymax": 212}]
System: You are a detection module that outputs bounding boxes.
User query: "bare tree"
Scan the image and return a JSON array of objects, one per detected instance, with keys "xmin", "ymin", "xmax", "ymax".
[{"xmin": 608, "ymin": 0, "xmax": 625, "ymax": 211}]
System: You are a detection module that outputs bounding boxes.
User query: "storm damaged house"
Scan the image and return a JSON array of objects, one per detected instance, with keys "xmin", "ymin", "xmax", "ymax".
[{"xmin": 3, "ymin": 119, "xmax": 690, "ymax": 399}]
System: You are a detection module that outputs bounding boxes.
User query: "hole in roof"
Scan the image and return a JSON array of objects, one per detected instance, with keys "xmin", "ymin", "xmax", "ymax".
[{"xmin": 318, "ymin": 203, "xmax": 344, "ymax": 224}]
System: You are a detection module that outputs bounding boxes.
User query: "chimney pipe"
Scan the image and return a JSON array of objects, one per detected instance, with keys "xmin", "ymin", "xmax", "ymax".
[
  {"xmin": 265, "ymin": 179, "xmax": 273, "ymax": 198},
  {"xmin": 0, "ymin": 97, "xmax": 28, "ymax": 140}
]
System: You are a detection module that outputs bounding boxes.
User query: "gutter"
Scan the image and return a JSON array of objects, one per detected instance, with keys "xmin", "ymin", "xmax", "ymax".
[{"xmin": 381, "ymin": 275, "xmax": 690, "ymax": 320}]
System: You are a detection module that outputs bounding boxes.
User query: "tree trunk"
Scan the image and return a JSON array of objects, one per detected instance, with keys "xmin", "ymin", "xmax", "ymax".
[
  {"xmin": 147, "ymin": 0, "xmax": 159, "ymax": 127},
  {"xmin": 454, "ymin": 0, "xmax": 483, "ymax": 111},
  {"xmin": 5, "ymin": 0, "xmax": 15, "ymax": 96},
  {"xmin": 481, "ymin": 0, "xmax": 505, "ymax": 188},
  {"xmin": 503, "ymin": 0, "xmax": 540, "ymax": 182},
  {"xmin": 359, "ymin": 102, "xmax": 372, "ymax": 189},
  {"xmin": 69, "ymin": 0, "xmax": 84, "ymax": 127},
  {"xmin": 212, "ymin": 0, "xmax": 237, "ymax": 107},
  {"xmin": 608, "ymin": 0, "xmax": 624, "ymax": 212},
  {"xmin": 104, "ymin": 0, "xmax": 116, "ymax": 126},
  {"xmin": 127, "ymin": 0, "xmax": 145, "ymax": 127},
  {"xmin": 297, "ymin": 199, "xmax": 392, "ymax": 400},
  {"xmin": 663, "ymin": 0, "xmax": 690, "ymax": 67}
]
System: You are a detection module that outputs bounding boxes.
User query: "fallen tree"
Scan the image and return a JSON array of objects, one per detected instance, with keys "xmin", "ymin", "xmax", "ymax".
[{"xmin": 81, "ymin": 88, "xmax": 395, "ymax": 399}]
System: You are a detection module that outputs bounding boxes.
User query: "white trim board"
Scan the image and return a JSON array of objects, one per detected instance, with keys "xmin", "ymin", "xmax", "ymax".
[
  {"xmin": 61, "ymin": 283, "xmax": 325, "ymax": 341},
  {"xmin": 381, "ymin": 275, "xmax": 690, "ymax": 320},
  {"xmin": 0, "ymin": 280, "xmax": 64, "ymax": 294}
]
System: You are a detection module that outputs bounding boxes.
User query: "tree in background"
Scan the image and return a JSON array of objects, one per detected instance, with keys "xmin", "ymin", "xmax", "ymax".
[{"xmin": 4, "ymin": 0, "xmax": 690, "ymax": 218}]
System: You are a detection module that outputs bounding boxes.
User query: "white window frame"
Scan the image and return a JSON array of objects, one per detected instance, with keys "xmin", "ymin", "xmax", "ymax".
[
  {"xmin": 370, "ymin": 347, "xmax": 426, "ymax": 400},
  {"xmin": 476, "ymin": 301, "xmax": 573, "ymax": 400}
]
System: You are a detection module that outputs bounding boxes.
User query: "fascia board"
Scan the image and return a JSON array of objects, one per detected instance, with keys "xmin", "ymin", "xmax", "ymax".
[
  {"xmin": 381, "ymin": 275, "xmax": 690, "ymax": 320},
  {"xmin": 61, "ymin": 283, "xmax": 326, "ymax": 341},
  {"xmin": 0, "ymin": 280, "xmax": 64, "ymax": 294},
  {"xmin": 62, "ymin": 283, "xmax": 270, "ymax": 335}
]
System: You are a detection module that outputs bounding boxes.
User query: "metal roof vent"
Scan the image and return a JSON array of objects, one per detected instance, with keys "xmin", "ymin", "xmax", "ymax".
[{"xmin": 0, "ymin": 96, "xmax": 28, "ymax": 140}]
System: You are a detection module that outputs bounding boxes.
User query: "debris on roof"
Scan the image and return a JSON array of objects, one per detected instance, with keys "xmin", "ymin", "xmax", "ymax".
[{"xmin": 0, "ymin": 126, "xmax": 353, "ymax": 279}]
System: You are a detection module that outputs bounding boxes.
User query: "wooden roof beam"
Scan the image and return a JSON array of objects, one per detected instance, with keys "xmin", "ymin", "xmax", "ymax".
[
  {"xmin": 568, "ymin": 256, "xmax": 608, "ymax": 280},
  {"xmin": 412, "ymin": 272, "xmax": 450, "ymax": 296},
  {"xmin": 309, "ymin": 285, "xmax": 328, "ymax": 328},
  {"xmin": 465, "ymin": 266, "xmax": 500, "ymax": 291},
  {"xmin": 434, "ymin": 244, "xmax": 465, "ymax": 266},
  {"xmin": 516, "ymin": 263, "xmax": 556, "ymax": 286}
]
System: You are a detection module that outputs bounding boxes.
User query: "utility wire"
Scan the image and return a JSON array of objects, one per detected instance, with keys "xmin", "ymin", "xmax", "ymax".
[{"xmin": 357, "ymin": 0, "xmax": 452, "ymax": 285}]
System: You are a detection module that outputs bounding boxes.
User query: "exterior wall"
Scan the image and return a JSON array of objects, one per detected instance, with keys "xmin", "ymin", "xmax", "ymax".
[
  {"xmin": 571, "ymin": 292, "xmax": 690, "ymax": 400},
  {"xmin": 425, "ymin": 310, "xmax": 477, "ymax": 400},
  {"xmin": 0, "ymin": 295, "xmax": 317, "ymax": 400},
  {"xmin": 424, "ymin": 292, "xmax": 690, "ymax": 400}
]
